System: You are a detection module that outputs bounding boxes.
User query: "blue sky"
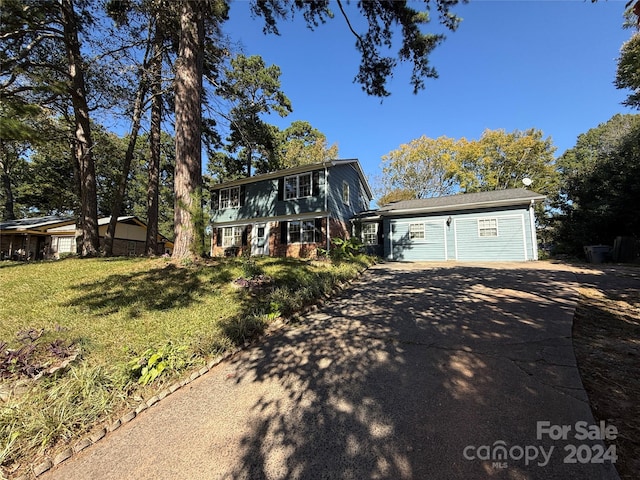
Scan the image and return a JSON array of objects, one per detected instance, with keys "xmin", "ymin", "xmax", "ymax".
[{"xmin": 220, "ymin": 0, "xmax": 635, "ymax": 191}]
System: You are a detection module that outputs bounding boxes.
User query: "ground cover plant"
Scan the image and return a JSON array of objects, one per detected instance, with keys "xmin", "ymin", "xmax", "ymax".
[{"xmin": 0, "ymin": 254, "xmax": 373, "ymax": 477}]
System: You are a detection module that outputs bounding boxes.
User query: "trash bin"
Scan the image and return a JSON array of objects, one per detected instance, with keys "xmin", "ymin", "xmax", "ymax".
[{"xmin": 583, "ymin": 245, "xmax": 611, "ymax": 264}]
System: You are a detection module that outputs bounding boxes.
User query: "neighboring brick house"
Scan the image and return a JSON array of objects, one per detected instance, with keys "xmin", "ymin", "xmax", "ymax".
[{"xmin": 209, "ymin": 159, "xmax": 373, "ymax": 258}]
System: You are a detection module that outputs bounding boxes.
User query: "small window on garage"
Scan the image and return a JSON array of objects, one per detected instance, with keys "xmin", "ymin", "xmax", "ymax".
[
  {"xmin": 362, "ymin": 222, "xmax": 378, "ymax": 245},
  {"xmin": 478, "ymin": 218, "xmax": 498, "ymax": 237},
  {"xmin": 409, "ymin": 223, "xmax": 425, "ymax": 240}
]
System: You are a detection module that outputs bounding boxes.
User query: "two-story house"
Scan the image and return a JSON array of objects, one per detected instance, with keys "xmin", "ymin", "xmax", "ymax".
[{"xmin": 210, "ymin": 159, "xmax": 373, "ymax": 258}]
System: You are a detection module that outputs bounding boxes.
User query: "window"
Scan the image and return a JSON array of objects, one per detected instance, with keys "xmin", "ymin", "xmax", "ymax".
[
  {"xmin": 288, "ymin": 220, "xmax": 318, "ymax": 244},
  {"xmin": 288, "ymin": 221, "xmax": 301, "ymax": 243},
  {"xmin": 220, "ymin": 186, "xmax": 241, "ymax": 209},
  {"xmin": 127, "ymin": 241, "xmax": 136, "ymax": 256},
  {"xmin": 362, "ymin": 223, "xmax": 378, "ymax": 245},
  {"xmin": 409, "ymin": 223, "xmax": 425, "ymax": 240},
  {"xmin": 478, "ymin": 218, "xmax": 498, "ymax": 237},
  {"xmin": 222, "ymin": 226, "xmax": 243, "ymax": 247},
  {"xmin": 299, "ymin": 174, "xmax": 312, "ymax": 197},
  {"xmin": 284, "ymin": 173, "xmax": 312, "ymax": 199},
  {"xmin": 56, "ymin": 236, "xmax": 74, "ymax": 254},
  {"xmin": 342, "ymin": 181, "xmax": 350, "ymax": 204}
]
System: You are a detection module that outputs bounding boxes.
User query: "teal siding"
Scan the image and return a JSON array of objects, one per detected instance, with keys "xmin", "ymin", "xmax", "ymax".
[
  {"xmin": 386, "ymin": 218, "xmax": 447, "ymax": 261},
  {"xmin": 383, "ymin": 205, "xmax": 537, "ymax": 262},
  {"xmin": 454, "ymin": 214, "xmax": 527, "ymax": 261},
  {"xmin": 211, "ymin": 170, "xmax": 327, "ymax": 224},
  {"xmin": 328, "ymin": 164, "xmax": 369, "ymax": 223}
]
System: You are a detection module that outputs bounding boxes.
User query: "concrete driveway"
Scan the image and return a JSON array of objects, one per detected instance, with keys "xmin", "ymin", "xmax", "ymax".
[{"xmin": 42, "ymin": 262, "xmax": 619, "ymax": 480}]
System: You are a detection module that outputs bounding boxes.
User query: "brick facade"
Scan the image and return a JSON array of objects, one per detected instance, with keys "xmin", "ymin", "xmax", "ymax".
[{"xmin": 211, "ymin": 217, "xmax": 352, "ymax": 259}]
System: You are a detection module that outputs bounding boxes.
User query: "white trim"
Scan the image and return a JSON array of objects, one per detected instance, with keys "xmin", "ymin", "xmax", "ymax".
[
  {"xmin": 529, "ymin": 200, "xmax": 538, "ymax": 261},
  {"xmin": 521, "ymin": 214, "xmax": 528, "ymax": 261},
  {"xmin": 443, "ymin": 219, "xmax": 448, "ymax": 260}
]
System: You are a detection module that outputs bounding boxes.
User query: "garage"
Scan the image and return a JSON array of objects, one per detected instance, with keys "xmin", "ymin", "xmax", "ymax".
[{"xmin": 355, "ymin": 189, "xmax": 545, "ymax": 262}]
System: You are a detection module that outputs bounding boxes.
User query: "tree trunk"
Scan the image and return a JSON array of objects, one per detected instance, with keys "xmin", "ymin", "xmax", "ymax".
[
  {"xmin": 104, "ymin": 67, "xmax": 148, "ymax": 256},
  {"xmin": 172, "ymin": 1, "xmax": 204, "ymax": 260},
  {"xmin": 146, "ymin": 15, "xmax": 162, "ymax": 256},
  {"xmin": 61, "ymin": 0, "xmax": 99, "ymax": 256},
  {"xmin": 0, "ymin": 145, "xmax": 16, "ymax": 221}
]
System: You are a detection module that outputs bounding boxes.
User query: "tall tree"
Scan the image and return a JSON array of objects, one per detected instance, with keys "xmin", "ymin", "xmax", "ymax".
[
  {"xmin": 553, "ymin": 114, "xmax": 640, "ymax": 255},
  {"xmin": 277, "ymin": 120, "xmax": 339, "ymax": 168},
  {"xmin": 459, "ymin": 128, "xmax": 558, "ymax": 195},
  {"xmin": 217, "ymin": 54, "xmax": 292, "ymax": 177},
  {"xmin": 173, "ymin": 1, "xmax": 228, "ymax": 259},
  {"xmin": 616, "ymin": 32, "xmax": 640, "ymax": 110},
  {"xmin": 379, "ymin": 135, "xmax": 460, "ymax": 200},
  {"xmin": 1, "ymin": 0, "xmax": 107, "ymax": 255},
  {"xmin": 146, "ymin": 10, "xmax": 165, "ymax": 255},
  {"xmin": 171, "ymin": 0, "xmax": 464, "ymax": 259},
  {"xmin": 60, "ymin": 0, "xmax": 100, "ymax": 255}
]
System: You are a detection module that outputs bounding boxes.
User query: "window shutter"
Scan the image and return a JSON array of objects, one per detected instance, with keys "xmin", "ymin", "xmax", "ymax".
[
  {"xmin": 241, "ymin": 226, "xmax": 248, "ymax": 246},
  {"xmin": 211, "ymin": 190, "xmax": 219, "ymax": 211},
  {"xmin": 314, "ymin": 218, "xmax": 323, "ymax": 243},
  {"xmin": 280, "ymin": 221, "xmax": 288, "ymax": 244},
  {"xmin": 278, "ymin": 178, "xmax": 284, "ymax": 201},
  {"xmin": 377, "ymin": 222, "xmax": 383, "ymax": 245},
  {"xmin": 239, "ymin": 185, "xmax": 246, "ymax": 207},
  {"xmin": 312, "ymin": 171, "xmax": 320, "ymax": 196},
  {"xmin": 216, "ymin": 228, "xmax": 222, "ymax": 247}
]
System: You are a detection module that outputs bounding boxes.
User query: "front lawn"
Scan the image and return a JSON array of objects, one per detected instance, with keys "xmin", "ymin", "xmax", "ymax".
[{"xmin": 0, "ymin": 255, "xmax": 373, "ymax": 477}]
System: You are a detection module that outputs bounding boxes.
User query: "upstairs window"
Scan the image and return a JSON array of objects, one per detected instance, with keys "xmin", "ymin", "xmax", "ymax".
[
  {"xmin": 284, "ymin": 173, "xmax": 312, "ymax": 200},
  {"xmin": 478, "ymin": 218, "xmax": 498, "ymax": 237},
  {"xmin": 342, "ymin": 181, "xmax": 350, "ymax": 205},
  {"xmin": 409, "ymin": 223, "xmax": 425, "ymax": 240},
  {"xmin": 220, "ymin": 186, "xmax": 241, "ymax": 209}
]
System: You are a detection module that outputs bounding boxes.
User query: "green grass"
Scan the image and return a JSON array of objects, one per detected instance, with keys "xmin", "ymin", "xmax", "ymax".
[{"xmin": 0, "ymin": 254, "xmax": 374, "ymax": 474}]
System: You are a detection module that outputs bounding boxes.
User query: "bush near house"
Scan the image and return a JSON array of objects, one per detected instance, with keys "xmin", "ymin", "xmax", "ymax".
[{"xmin": 0, "ymin": 254, "xmax": 374, "ymax": 477}]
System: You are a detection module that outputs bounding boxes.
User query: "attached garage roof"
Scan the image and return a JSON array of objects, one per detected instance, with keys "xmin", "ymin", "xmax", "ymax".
[{"xmin": 370, "ymin": 189, "xmax": 546, "ymax": 217}]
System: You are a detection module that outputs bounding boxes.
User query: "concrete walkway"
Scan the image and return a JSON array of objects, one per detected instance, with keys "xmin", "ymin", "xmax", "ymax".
[{"xmin": 42, "ymin": 262, "xmax": 620, "ymax": 480}]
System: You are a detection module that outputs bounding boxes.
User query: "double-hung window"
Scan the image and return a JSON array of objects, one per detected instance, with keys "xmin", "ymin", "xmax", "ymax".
[
  {"xmin": 220, "ymin": 186, "xmax": 240, "ymax": 209},
  {"xmin": 409, "ymin": 223, "xmax": 425, "ymax": 240},
  {"xmin": 288, "ymin": 220, "xmax": 317, "ymax": 244},
  {"xmin": 222, "ymin": 226, "xmax": 243, "ymax": 247},
  {"xmin": 478, "ymin": 218, "xmax": 498, "ymax": 237},
  {"xmin": 284, "ymin": 173, "xmax": 312, "ymax": 200},
  {"xmin": 362, "ymin": 223, "xmax": 378, "ymax": 245}
]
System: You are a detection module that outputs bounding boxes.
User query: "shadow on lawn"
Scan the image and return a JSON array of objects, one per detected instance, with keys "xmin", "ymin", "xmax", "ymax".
[
  {"xmin": 65, "ymin": 263, "xmax": 235, "ymax": 316},
  {"xmin": 219, "ymin": 264, "xmax": 618, "ymax": 480}
]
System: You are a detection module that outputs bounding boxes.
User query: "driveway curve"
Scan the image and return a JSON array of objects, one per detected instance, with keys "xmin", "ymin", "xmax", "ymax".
[{"xmin": 42, "ymin": 262, "xmax": 619, "ymax": 480}]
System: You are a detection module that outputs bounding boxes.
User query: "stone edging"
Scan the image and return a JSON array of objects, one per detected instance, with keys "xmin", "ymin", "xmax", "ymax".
[{"xmin": 20, "ymin": 263, "xmax": 371, "ymax": 480}]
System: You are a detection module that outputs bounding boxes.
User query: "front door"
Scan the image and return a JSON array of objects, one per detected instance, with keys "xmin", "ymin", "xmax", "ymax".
[{"xmin": 251, "ymin": 223, "xmax": 269, "ymax": 256}]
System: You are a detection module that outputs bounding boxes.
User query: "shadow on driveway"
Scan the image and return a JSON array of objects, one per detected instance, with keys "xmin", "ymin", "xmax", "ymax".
[
  {"xmin": 42, "ymin": 262, "xmax": 620, "ymax": 480},
  {"xmin": 222, "ymin": 263, "xmax": 617, "ymax": 480}
]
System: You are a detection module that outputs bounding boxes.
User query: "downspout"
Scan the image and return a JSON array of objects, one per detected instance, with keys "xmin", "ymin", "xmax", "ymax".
[
  {"xmin": 325, "ymin": 165, "xmax": 330, "ymax": 251},
  {"xmin": 529, "ymin": 199, "xmax": 538, "ymax": 261}
]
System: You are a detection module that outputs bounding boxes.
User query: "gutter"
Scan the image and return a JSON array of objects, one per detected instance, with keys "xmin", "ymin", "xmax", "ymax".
[
  {"xmin": 325, "ymin": 165, "xmax": 330, "ymax": 251},
  {"xmin": 378, "ymin": 196, "xmax": 546, "ymax": 217}
]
